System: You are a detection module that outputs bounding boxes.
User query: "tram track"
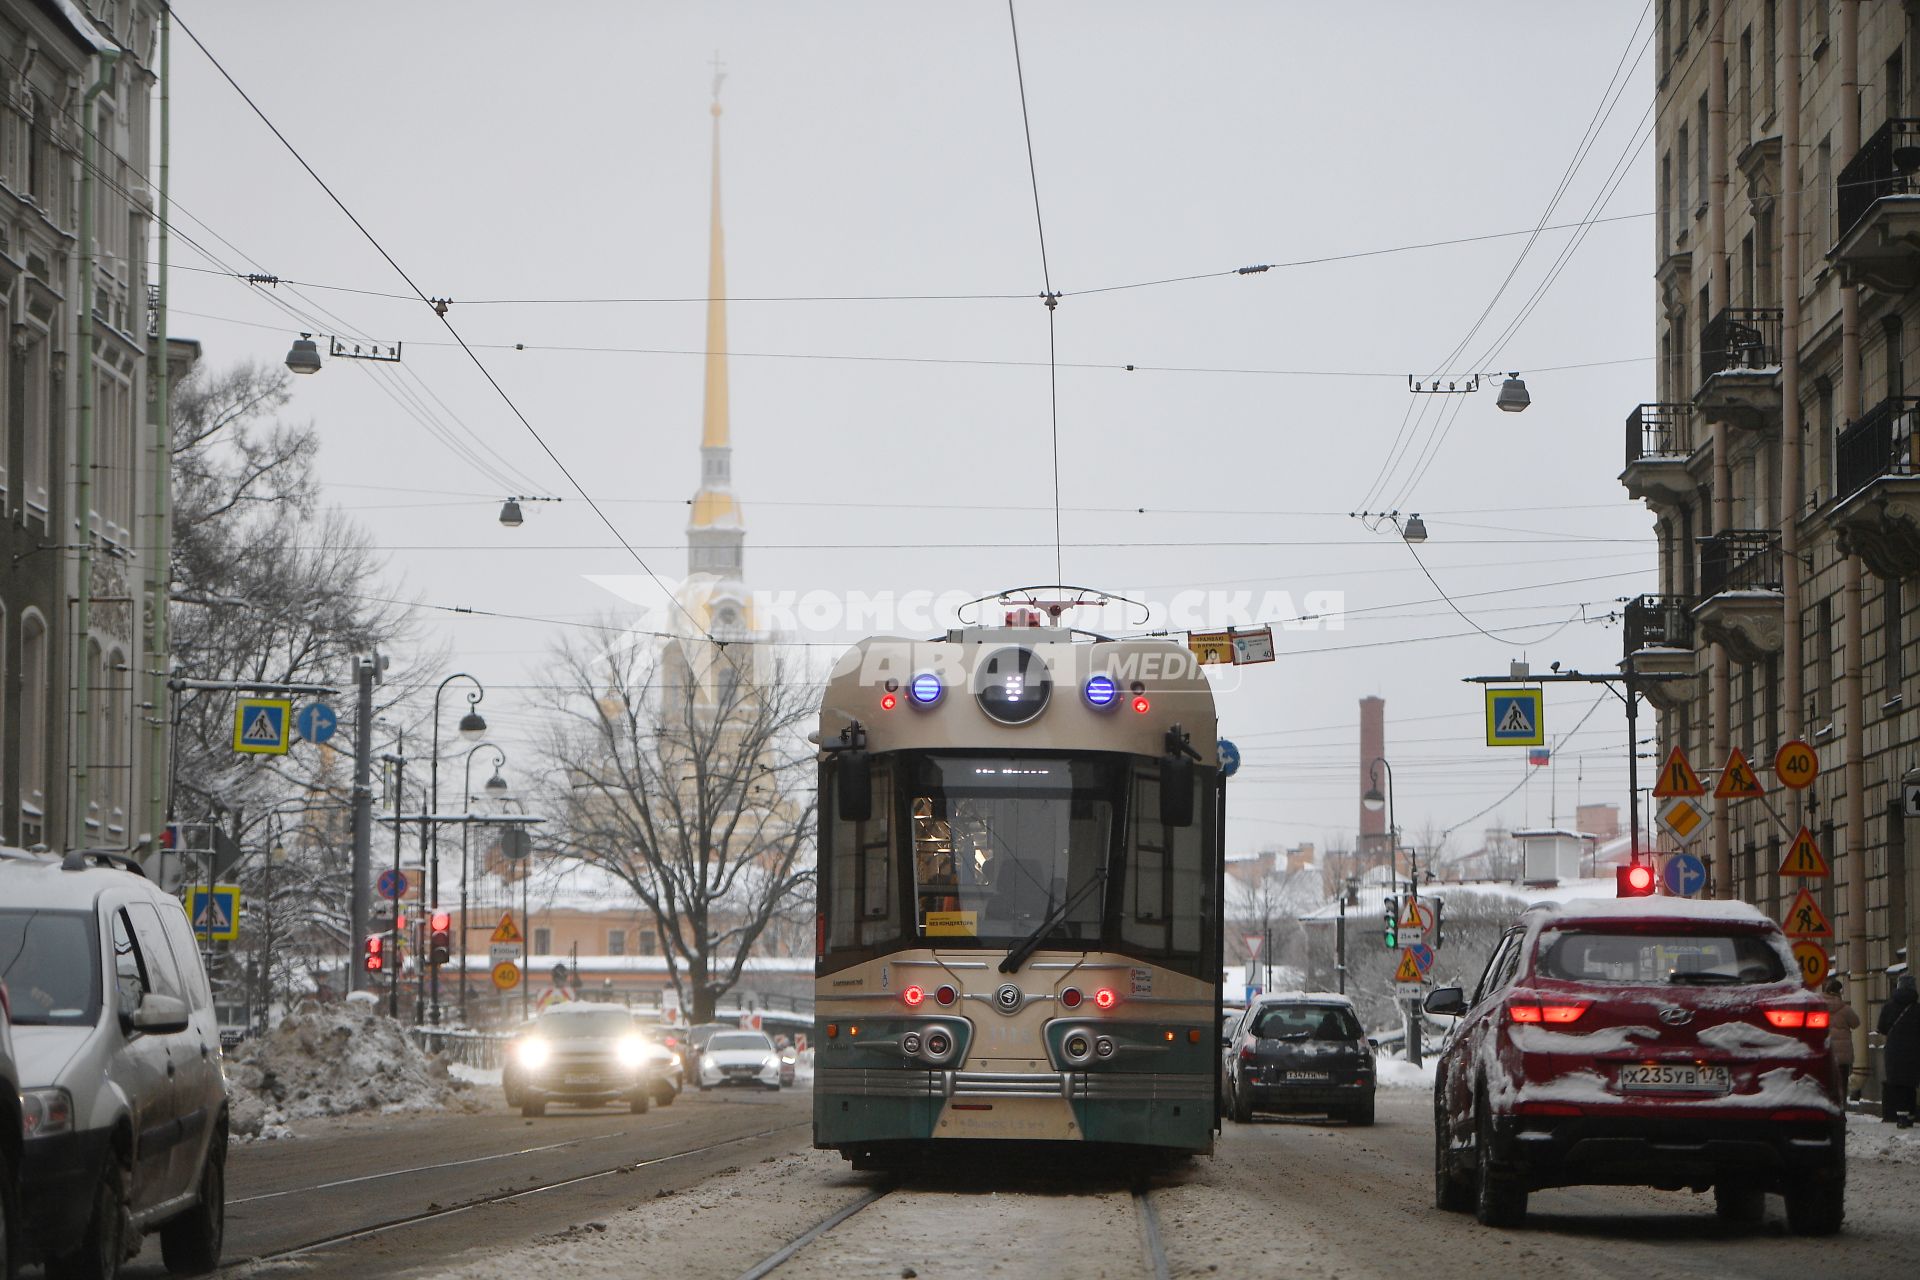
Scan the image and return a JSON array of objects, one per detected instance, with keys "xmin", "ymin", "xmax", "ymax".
[
  {"xmin": 733, "ymin": 1177, "xmax": 1174, "ymax": 1280},
  {"xmin": 223, "ymin": 1120, "xmax": 808, "ymax": 1270}
]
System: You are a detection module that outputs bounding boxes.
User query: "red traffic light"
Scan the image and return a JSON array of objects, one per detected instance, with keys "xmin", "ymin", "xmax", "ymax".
[
  {"xmin": 1617, "ymin": 864, "xmax": 1656, "ymax": 897},
  {"xmin": 430, "ymin": 911, "xmax": 452, "ymax": 933},
  {"xmin": 428, "ymin": 912, "xmax": 453, "ymax": 966},
  {"xmin": 363, "ymin": 935, "xmax": 385, "ymax": 972}
]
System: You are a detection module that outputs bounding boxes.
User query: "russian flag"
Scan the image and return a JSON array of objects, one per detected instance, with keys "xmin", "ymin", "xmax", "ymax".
[{"xmin": 1528, "ymin": 747, "xmax": 1550, "ymax": 767}]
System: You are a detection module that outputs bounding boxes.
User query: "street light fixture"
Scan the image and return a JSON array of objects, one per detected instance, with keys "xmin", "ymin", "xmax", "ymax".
[
  {"xmin": 458, "ymin": 710, "xmax": 487, "ymax": 741},
  {"xmin": 485, "ymin": 770, "xmax": 510, "ymax": 799},
  {"xmin": 458, "ymin": 741, "xmax": 507, "ymax": 1025},
  {"xmin": 1495, "ymin": 372, "xmax": 1531, "ymax": 413},
  {"xmin": 1400, "ymin": 514, "xmax": 1428, "ymax": 544},
  {"xmin": 498, "ymin": 499, "xmax": 524, "ymax": 528},
  {"xmin": 424, "ymin": 673, "xmax": 488, "ymax": 1025},
  {"xmin": 285, "ymin": 334, "xmax": 322, "ymax": 375}
]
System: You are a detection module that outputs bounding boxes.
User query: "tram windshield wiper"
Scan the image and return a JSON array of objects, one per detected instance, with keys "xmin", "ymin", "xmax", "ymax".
[{"xmin": 999, "ymin": 867, "xmax": 1105, "ymax": 975}]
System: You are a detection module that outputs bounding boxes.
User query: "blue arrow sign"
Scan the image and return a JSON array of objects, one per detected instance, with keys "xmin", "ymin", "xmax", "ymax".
[
  {"xmin": 1663, "ymin": 852, "xmax": 1707, "ymax": 898},
  {"xmin": 294, "ymin": 702, "xmax": 338, "ymax": 744},
  {"xmin": 1218, "ymin": 738, "xmax": 1242, "ymax": 778},
  {"xmin": 377, "ymin": 869, "xmax": 410, "ymax": 901}
]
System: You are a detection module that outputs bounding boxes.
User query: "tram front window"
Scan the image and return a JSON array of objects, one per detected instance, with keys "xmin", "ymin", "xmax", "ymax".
[{"xmin": 909, "ymin": 755, "xmax": 1118, "ymax": 944}]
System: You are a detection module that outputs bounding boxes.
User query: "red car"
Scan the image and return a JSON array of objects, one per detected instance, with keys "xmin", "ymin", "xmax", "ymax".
[{"xmin": 1426, "ymin": 897, "xmax": 1845, "ymax": 1234}]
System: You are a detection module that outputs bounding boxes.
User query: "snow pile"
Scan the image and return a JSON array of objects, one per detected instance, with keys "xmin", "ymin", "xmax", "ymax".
[
  {"xmin": 1848, "ymin": 1114, "xmax": 1920, "ymax": 1166},
  {"xmin": 1375, "ymin": 1057, "xmax": 1436, "ymax": 1090},
  {"xmin": 223, "ymin": 1001, "xmax": 484, "ymax": 1138}
]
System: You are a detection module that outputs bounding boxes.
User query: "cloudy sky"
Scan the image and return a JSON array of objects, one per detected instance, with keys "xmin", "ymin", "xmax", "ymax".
[{"xmin": 164, "ymin": 1, "xmax": 1659, "ymax": 859}]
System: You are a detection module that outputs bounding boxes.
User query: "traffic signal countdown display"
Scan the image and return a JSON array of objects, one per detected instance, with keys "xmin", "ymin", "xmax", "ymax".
[
  {"xmin": 428, "ymin": 912, "xmax": 453, "ymax": 966},
  {"xmin": 363, "ymin": 935, "xmax": 385, "ymax": 972}
]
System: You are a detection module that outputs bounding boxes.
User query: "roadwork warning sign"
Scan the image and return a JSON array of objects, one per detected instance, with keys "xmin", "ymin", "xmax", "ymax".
[{"xmin": 1651, "ymin": 746, "xmax": 1706, "ymax": 798}]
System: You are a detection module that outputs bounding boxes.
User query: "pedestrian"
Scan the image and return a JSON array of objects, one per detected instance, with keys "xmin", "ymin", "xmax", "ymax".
[
  {"xmin": 536, "ymin": 962, "xmax": 578, "ymax": 1014},
  {"xmin": 1878, "ymin": 973, "xmax": 1919, "ymax": 1128},
  {"xmin": 1823, "ymin": 977, "xmax": 1861, "ymax": 1099}
]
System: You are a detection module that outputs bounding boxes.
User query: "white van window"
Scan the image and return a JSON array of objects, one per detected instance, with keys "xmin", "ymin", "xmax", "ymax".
[
  {"xmin": 156, "ymin": 896, "xmax": 214, "ymax": 1011},
  {"xmin": 125, "ymin": 902, "xmax": 187, "ymax": 1002},
  {"xmin": 111, "ymin": 907, "xmax": 150, "ymax": 1007}
]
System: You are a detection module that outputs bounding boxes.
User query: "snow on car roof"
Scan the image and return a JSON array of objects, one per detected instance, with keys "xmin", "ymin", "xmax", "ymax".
[{"xmin": 1538, "ymin": 896, "xmax": 1774, "ymax": 926}]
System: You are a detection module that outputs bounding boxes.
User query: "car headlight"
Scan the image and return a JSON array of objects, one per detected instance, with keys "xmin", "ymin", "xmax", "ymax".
[
  {"xmin": 617, "ymin": 1036, "xmax": 647, "ymax": 1067},
  {"xmin": 22, "ymin": 1087, "xmax": 74, "ymax": 1139},
  {"xmin": 518, "ymin": 1038, "xmax": 550, "ymax": 1069}
]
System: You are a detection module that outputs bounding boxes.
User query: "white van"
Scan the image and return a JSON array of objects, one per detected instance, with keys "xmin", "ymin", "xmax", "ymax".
[{"xmin": 0, "ymin": 849, "xmax": 227, "ymax": 1277}]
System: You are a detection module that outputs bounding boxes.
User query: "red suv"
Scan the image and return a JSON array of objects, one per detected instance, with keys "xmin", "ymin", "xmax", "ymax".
[{"xmin": 1426, "ymin": 898, "xmax": 1844, "ymax": 1234}]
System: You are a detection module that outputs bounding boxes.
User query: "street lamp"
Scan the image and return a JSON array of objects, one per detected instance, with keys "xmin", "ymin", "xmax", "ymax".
[
  {"xmin": 1365, "ymin": 755, "xmax": 1423, "ymax": 1068},
  {"xmin": 1495, "ymin": 372, "xmax": 1531, "ymax": 412},
  {"xmin": 498, "ymin": 499, "xmax": 524, "ymax": 528},
  {"xmin": 426, "ymin": 673, "xmax": 487, "ymax": 1025},
  {"xmin": 1400, "ymin": 514, "xmax": 1428, "ymax": 544},
  {"xmin": 285, "ymin": 333, "xmax": 322, "ymax": 375},
  {"xmin": 458, "ymin": 742, "xmax": 507, "ymax": 1025}
]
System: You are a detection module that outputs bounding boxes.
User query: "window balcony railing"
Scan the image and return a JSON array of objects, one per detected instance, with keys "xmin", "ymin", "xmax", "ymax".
[
  {"xmin": 1836, "ymin": 116, "xmax": 1920, "ymax": 244},
  {"xmin": 1835, "ymin": 394, "xmax": 1920, "ymax": 503},
  {"xmin": 1700, "ymin": 306, "xmax": 1784, "ymax": 381},
  {"xmin": 1625, "ymin": 403, "xmax": 1690, "ymax": 463},
  {"xmin": 1623, "ymin": 594, "xmax": 1695, "ymax": 652},
  {"xmin": 1697, "ymin": 529, "xmax": 1783, "ymax": 597}
]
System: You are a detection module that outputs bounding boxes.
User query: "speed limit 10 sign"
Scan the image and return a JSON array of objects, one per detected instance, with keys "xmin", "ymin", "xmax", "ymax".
[{"xmin": 1775, "ymin": 740, "xmax": 1818, "ymax": 790}]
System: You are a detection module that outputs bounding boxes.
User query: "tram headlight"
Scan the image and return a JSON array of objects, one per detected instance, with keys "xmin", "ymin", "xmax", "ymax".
[
  {"xmin": 909, "ymin": 672, "xmax": 944, "ymax": 706},
  {"xmin": 1061, "ymin": 1028, "xmax": 1096, "ymax": 1066},
  {"xmin": 1083, "ymin": 674, "xmax": 1118, "ymax": 709},
  {"xmin": 973, "ymin": 647, "xmax": 1052, "ymax": 725},
  {"xmin": 921, "ymin": 1027, "xmax": 956, "ymax": 1064}
]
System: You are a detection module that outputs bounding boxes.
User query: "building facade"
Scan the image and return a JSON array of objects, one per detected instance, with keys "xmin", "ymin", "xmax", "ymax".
[
  {"xmin": 0, "ymin": 0, "xmax": 173, "ymax": 857},
  {"xmin": 1625, "ymin": 0, "xmax": 1920, "ymax": 1069}
]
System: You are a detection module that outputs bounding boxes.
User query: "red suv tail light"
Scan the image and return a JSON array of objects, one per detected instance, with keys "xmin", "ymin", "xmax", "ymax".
[
  {"xmin": 1507, "ymin": 999, "xmax": 1590, "ymax": 1025},
  {"xmin": 1763, "ymin": 1007, "xmax": 1830, "ymax": 1029}
]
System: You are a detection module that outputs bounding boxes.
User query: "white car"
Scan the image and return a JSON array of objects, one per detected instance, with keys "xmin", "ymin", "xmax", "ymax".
[
  {"xmin": 697, "ymin": 1029, "xmax": 783, "ymax": 1091},
  {"xmin": 0, "ymin": 849, "xmax": 228, "ymax": 1278}
]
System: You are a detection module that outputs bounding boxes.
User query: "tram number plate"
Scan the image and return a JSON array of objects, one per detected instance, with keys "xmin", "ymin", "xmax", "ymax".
[
  {"xmin": 1617, "ymin": 1063, "xmax": 1731, "ymax": 1094},
  {"xmin": 1284, "ymin": 1072, "xmax": 1330, "ymax": 1082}
]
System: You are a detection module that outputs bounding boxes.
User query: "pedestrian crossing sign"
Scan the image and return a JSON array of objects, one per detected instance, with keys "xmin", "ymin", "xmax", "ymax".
[
  {"xmin": 184, "ymin": 885, "xmax": 242, "ymax": 942},
  {"xmin": 1484, "ymin": 688, "xmax": 1544, "ymax": 746},
  {"xmin": 232, "ymin": 698, "xmax": 292, "ymax": 755}
]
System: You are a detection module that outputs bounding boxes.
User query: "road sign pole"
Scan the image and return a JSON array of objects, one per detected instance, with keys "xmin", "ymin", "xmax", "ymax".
[
  {"xmin": 1625, "ymin": 658, "xmax": 1641, "ymax": 867},
  {"xmin": 349, "ymin": 657, "xmax": 376, "ymax": 994}
]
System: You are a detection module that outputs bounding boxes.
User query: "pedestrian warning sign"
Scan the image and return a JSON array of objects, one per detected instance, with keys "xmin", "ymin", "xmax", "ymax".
[
  {"xmin": 1713, "ymin": 748, "xmax": 1765, "ymax": 800},
  {"xmin": 184, "ymin": 885, "xmax": 241, "ymax": 942},
  {"xmin": 1394, "ymin": 948, "xmax": 1423, "ymax": 983},
  {"xmin": 1484, "ymin": 688, "xmax": 1544, "ymax": 746},
  {"xmin": 1782, "ymin": 888, "xmax": 1833, "ymax": 938},
  {"xmin": 1779, "ymin": 827, "xmax": 1832, "ymax": 878},
  {"xmin": 232, "ymin": 698, "xmax": 292, "ymax": 755},
  {"xmin": 1651, "ymin": 746, "xmax": 1706, "ymax": 798},
  {"xmin": 490, "ymin": 911, "xmax": 523, "ymax": 944}
]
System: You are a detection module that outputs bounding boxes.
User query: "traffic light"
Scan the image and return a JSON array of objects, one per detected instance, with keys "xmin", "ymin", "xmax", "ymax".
[
  {"xmin": 1383, "ymin": 895, "xmax": 1399, "ymax": 949},
  {"xmin": 428, "ymin": 912, "xmax": 452, "ymax": 966},
  {"xmin": 363, "ymin": 935, "xmax": 384, "ymax": 972},
  {"xmin": 1431, "ymin": 896, "xmax": 1444, "ymax": 950},
  {"xmin": 1617, "ymin": 863, "xmax": 1656, "ymax": 897}
]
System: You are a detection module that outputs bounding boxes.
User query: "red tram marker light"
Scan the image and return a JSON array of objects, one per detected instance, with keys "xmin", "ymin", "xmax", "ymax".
[
  {"xmin": 935, "ymin": 985, "xmax": 957, "ymax": 1006},
  {"xmin": 903, "ymin": 985, "xmax": 924, "ymax": 1007},
  {"xmin": 1094, "ymin": 988, "xmax": 1117, "ymax": 1009},
  {"xmin": 880, "ymin": 693, "xmax": 897, "ymax": 711},
  {"xmin": 1059, "ymin": 987, "xmax": 1083, "ymax": 1009},
  {"xmin": 1131, "ymin": 696, "xmax": 1151, "ymax": 714}
]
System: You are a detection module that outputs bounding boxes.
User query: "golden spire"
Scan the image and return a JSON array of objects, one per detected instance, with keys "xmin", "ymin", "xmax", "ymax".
[{"xmin": 701, "ymin": 56, "xmax": 728, "ymax": 452}]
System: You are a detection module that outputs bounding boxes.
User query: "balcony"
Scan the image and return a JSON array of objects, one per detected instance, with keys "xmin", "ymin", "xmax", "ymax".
[
  {"xmin": 1832, "ymin": 117, "xmax": 1920, "ymax": 292},
  {"xmin": 1826, "ymin": 394, "xmax": 1920, "ymax": 577},
  {"xmin": 1621, "ymin": 594, "xmax": 1698, "ymax": 706},
  {"xmin": 1691, "ymin": 530, "xmax": 1785, "ymax": 663},
  {"xmin": 1695, "ymin": 307, "xmax": 1783, "ymax": 431},
  {"xmin": 1620, "ymin": 403, "xmax": 1696, "ymax": 509}
]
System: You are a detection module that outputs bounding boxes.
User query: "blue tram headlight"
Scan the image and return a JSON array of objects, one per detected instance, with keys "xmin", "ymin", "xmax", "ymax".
[
  {"xmin": 909, "ymin": 671, "xmax": 944, "ymax": 707},
  {"xmin": 1083, "ymin": 674, "xmax": 1118, "ymax": 709}
]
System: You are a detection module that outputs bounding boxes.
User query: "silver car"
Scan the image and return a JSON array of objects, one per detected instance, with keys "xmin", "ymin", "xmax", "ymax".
[
  {"xmin": 0, "ymin": 849, "xmax": 227, "ymax": 1277},
  {"xmin": 696, "ymin": 1029, "xmax": 783, "ymax": 1091}
]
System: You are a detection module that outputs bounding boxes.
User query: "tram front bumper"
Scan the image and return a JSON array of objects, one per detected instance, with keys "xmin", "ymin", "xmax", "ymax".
[{"xmin": 814, "ymin": 1067, "xmax": 1212, "ymax": 1101}]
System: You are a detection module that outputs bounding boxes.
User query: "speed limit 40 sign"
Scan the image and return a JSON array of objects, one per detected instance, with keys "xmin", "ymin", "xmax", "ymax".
[{"xmin": 1775, "ymin": 740, "xmax": 1818, "ymax": 790}]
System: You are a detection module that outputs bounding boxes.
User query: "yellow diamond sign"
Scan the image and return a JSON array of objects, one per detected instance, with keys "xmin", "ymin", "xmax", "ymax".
[{"xmin": 1657, "ymin": 796, "xmax": 1707, "ymax": 844}]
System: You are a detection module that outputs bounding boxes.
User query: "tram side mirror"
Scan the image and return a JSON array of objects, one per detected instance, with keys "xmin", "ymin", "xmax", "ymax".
[
  {"xmin": 1159, "ymin": 753, "xmax": 1194, "ymax": 828},
  {"xmin": 838, "ymin": 748, "xmax": 872, "ymax": 823}
]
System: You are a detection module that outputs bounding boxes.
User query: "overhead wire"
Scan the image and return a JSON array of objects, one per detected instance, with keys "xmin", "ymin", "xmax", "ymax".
[{"xmin": 1006, "ymin": 0, "xmax": 1064, "ymax": 585}]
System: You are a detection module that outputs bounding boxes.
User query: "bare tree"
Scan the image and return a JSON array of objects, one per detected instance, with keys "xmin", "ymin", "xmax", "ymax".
[{"xmin": 539, "ymin": 629, "xmax": 816, "ymax": 1023}]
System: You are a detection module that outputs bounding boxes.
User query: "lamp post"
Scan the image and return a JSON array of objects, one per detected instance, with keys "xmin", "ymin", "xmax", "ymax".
[
  {"xmin": 458, "ymin": 744, "xmax": 508, "ymax": 1024},
  {"xmin": 1363, "ymin": 756, "xmax": 1421, "ymax": 1068},
  {"xmin": 424, "ymin": 674, "xmax": 486, "ymax": 1025}
]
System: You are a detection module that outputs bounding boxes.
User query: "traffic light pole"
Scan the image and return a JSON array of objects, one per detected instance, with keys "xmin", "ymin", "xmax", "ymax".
[{"xmin": 349, "ymin": 656, "xmax": 377, "ymax": 994}]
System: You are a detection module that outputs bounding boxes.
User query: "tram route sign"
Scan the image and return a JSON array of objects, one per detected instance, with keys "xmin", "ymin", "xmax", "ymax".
[
  {"xmin": 1187, "ymin": 631, "xmax": 1232, "ymax": 666},
  {"xmin": 1229, "ymin": 627, "xmax": 1275, "ymax": 665}
]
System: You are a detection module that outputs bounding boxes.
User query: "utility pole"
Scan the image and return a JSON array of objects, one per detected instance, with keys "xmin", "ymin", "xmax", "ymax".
[
  {"xmin": 384, "ymin": 740, "xmax": 406, "ymax": 1019},
  {"xmin": 348, "ymin": 654, "xmax": 380, "ymax": 993}
]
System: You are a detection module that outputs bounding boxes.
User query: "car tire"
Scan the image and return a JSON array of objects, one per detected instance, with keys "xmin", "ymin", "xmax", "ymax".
[
  {"xmin": 1784, "ymin": 1168, "xmax": 1845, "ymax": 1236},
  {"xmin": 521, "ymin": 1098, "xmax": 546, "ymax": 1118},
  {"xmin": 47, "ymin": 1155, "xmax": 130, "ymax": 1280},
  {"xmin": 1229, "ymin": 1076, "xmax": 1253, "ymax": 1124},
  {"xmin": 1348, "ymin": 1093, "xmax": 1376, "ymax": 1127},
  {"xmin": 1472, "ymin": 1098, "xmax": 1527, "ymax": 1228},
  {"xmin": 1713, "ymin": 1179, "xmax": 1765, "ymax": 1225},
  {"xmin": 159, "ymin": 1126, "xmax": 226, "ymax": 1275},
  {"xmin": 1434, "ymin": 1100, "xmax": 1473, "ymax": 1213},
  {"xmin": 629, "ymin": 1091, "xmax": 650, "ymax": 1115}
]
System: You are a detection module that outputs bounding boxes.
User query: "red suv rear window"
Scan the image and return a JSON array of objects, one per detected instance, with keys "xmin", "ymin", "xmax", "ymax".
[{"xmin": 1537, "ymin": 930, "xmax": 1787, "ymax": 986}]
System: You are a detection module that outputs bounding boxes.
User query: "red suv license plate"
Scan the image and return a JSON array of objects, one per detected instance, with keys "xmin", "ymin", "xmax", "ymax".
[{"xmin": 1618, "ymin": 1063, "xmax": 1731, "ymax": 1094}]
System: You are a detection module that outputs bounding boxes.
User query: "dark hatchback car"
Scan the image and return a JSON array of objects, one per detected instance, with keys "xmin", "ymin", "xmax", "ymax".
[{"xmin": 1223, "ymin": 995, "xmax": 1376, "ymax": 1125}]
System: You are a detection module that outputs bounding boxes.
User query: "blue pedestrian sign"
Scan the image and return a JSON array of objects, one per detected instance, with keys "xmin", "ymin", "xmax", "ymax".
[
  {"xmin": 1663, "ymin": 852, "xmax": 1707, "ymax": 898},
  {"xmin": 377, "ymin": 869, "xmax": 410, "ymax": 901},
  {"xmin": 185, "ymin": 885, "xmax": 242, "ymax": 942},
  {"xmin": 1218, "ymin": 738, "xmax": 1241, "ymax": 778},
  {"xmin": 1484, "ymin": 688, "xmax": 1545, "ymax": 746},
  {"xmin": 232, "ymin": 698, "xmax": 291, "ymax": 755},
  {"xmin": 294, "ymin": 702, "xmax": 338, "ymax": 744}
]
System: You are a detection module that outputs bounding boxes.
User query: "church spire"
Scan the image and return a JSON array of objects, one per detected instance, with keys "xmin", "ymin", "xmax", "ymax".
[{"xmin": 688, "ymin": 61, "xmax": 745, "ymax": 585}]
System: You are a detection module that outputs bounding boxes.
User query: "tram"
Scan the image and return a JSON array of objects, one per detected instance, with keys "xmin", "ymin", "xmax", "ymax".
[{"xmin": 812, "ymin": 600, "xmax": 1225, "ymax": 1168}]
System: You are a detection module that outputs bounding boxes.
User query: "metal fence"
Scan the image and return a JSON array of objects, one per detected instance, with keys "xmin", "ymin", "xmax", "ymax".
[
  {"xmin": 1836, "ymin": 116, "xmax": 1920, "ymax": 244},
  {"xmin": 1698, "ymin": 529, "xmax": 1784, "ymax": 597},
  {"xmin": 1836, "ymin": 395, "xmax": 1920, "ymax": 502},
  {"xmin": 1700, "ymin": 306, "xmax": 1784, "ymax": 381},
  {"xmin": 1622, "ymin": 594, "xmax": 1695, "ymax": 653},
  {"xmin": 1625, "ymin": 403, "xmax": 1690, "ymax": 463}
]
